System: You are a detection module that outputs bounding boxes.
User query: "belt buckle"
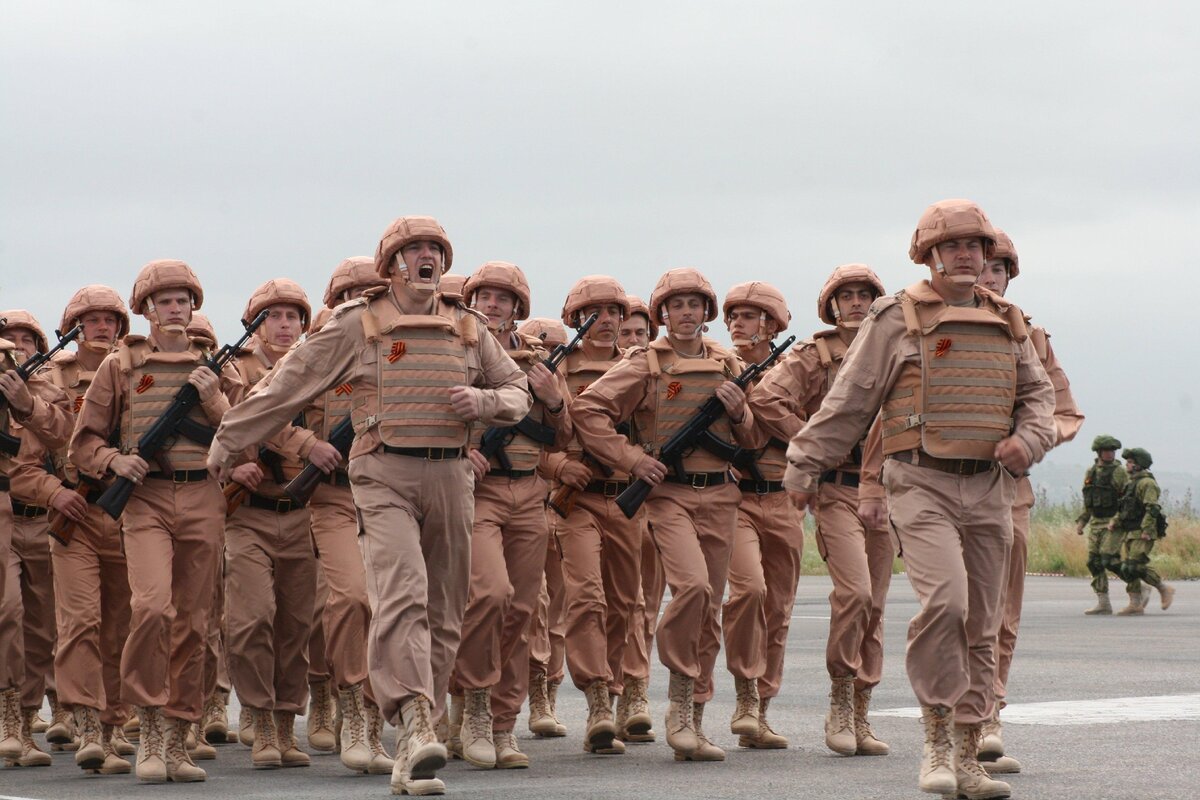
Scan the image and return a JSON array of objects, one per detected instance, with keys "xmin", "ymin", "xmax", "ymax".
[
  {"xmin": 427, "ymin": 447, "xmax": 453, "ymax": 462},
  {"xmin": 23, "ymin": 506, "xmax": 39, "ymax": 518},
  {"xmin": 276, "ymin": 498, "xmax": 292, "ymax": 513},
  {"xmin": 755, "ymin": 480, "xmax": 770, "ymax": 495},
  {"xmin": 173, "ymin": 470, "xmax": 188, "ymax": 484},
  {"xmin": 690, "ymin": 473, "xmax": 709, "ymax": 489},
  {"xmin": 603, "ymin": 480, "xmax": 620, "ymax": 498}
]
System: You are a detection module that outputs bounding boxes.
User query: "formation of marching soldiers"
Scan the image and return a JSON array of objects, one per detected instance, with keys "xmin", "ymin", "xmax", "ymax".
[{"xmin": 0, "ymin": 198, "xmax": 1085, "ymax": 799}]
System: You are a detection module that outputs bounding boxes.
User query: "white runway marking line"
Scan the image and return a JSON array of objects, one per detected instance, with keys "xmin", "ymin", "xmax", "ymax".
[
  {"xmin": 1, "ymin": 795, "xmax": 48, "ymax": 800},
  {"xmin": 874, "ymin": 694, "xmax": 1200, "ymax": 725}
]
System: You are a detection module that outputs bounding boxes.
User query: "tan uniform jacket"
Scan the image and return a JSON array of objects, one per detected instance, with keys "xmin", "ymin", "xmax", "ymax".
[
  {"xmin": 782, "ymin": 282, "xmax": 1056, "ymax": 494},
  {"xmin": 570, "ymin": 338, "xmax": 762, "ymax": 475},
  {"xmin": 1, "ymin": 340, "xmax": 74, "ymax": 466},
  {"xmin": 857, "ymin": 318, "xmax": 1082, "ymax": 504},
  {"xmin": 207, "ymin": 290, "xmax": 531, "ymax": 469},
  {"xmin": 69, "ymin": 334, "xmax": 244, "ymax": 478}
]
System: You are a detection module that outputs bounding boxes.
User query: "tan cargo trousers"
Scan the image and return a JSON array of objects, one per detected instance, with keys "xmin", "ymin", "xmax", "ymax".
[
  {"xmin": 882, "ymin": 459, "xmax": 1014, "ymax": 725},
  {"xmin": 993, "ymin": 475, "xmax": 1034, "ymax": 706},
  {"xmin": 0, "ymin": 492, "xmax": 21, "ymax": 692},
  {"xmin": 813, "ymin": 481, "xmax": 893, "ymax": 692},
  {"xmin": 350, "ymin": 451, "xmax": 474, "ymax": 725},
  {"xmin": 529, "ymin": 510, "xmax": 567, "ymax": 684},
  {"xmin": 453, "ymin": 474, "xmax": 549, "ymax": 730},
  {"xmin": 10, "ymin": 514, "xmax": 57, "ymax": 708},
  {"xmin": 52, "ymin": 506, "xmax": 131, "ymax": 724},
  {"xmin": 121, "ymin": 478, "xmax": 223, "ymax": 722},
  {"xmin": 722, "ymin": 490, "xmax": 805, "ymax": 698},
  {"xmin": 645, "ymin": 481, "xmax": 740, "ymax": 703},
  {"xmin": 620, "ymin": 517, "xmax": 661, "ymax": 683},
  {"xmin": 557, "ymin": 491, "xmax": 643, "ymax": 695},
  {"xmin": 224, "ymin": 503, "xmax": 316, "ymax": 714}
]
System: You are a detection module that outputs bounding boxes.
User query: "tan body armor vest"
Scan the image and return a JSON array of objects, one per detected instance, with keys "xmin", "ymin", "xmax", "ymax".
[
  {"xmin": 117, "ymin": 338, "xmax": 214, "ymax": 471},
  {"xmin": 809, "ymin": 330, "xmax": 864, "ymax": 475},
  {"xmin": 880, "ymin": 284, "xmax": 1024, "ymax": 461},
  {"xmin": 644, "ymin": 338, "xmax": 739, "ymax": 474},
  {"xmin": 44, "ymin": 353, "xmax": 98, "ymax": 483},
  {"xmin": 233, "ymin": 348, "xmax": 303, "ymax": 485},
  {"xmin": 562, "ymin": 345, "xmax": 630, "ymax": 480},
  {"xmin": 469, "ymin": 333, "xmax": 550, "ymax": 473},
  {"xmin": 351, "ymin": 293, "xmax": 479, "ymax": 450}
]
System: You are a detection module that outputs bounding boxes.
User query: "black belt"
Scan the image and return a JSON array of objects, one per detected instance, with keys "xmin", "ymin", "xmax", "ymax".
[
  {"xmin": 145, "ymin": 469, "xmax": 210, "ymax": 483},
  {"xmin": 381, "ymin": 445, "xmax": 464, "ymax": 461},
  {"xmin": 820, "ymin": 470, "xmax": 861, "ymax": 488},
  {"xmin": 664, "ymin": 471, "xmax": 729, "ymax": 489},
  {"xmin": 583, "ymin": 479, "xmax": 631, "ymax": 497},
  {"xmin": 332, "ymin": 471, "xmax": 352, "ymax": 488},
  {"xmin": 247, "ymin": 493, "xmax": 306, "ymax": 513},
  {"xmin": 12, "ymin": 500, "xmax": 49, "ymax": 518},
  {"xmin": 738, "ymin": 479, "xmax": 785, "ymax": 495},
  {"xmin": 486, "ymin": 468, "xmax": 537, "ymax": 479},
  {"xmin": 888, "ymin": 451, "xmax": 995, "ymax": 476}
]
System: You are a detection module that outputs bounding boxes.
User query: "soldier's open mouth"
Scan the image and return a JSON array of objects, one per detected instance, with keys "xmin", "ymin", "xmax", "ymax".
[{"xmin": 418, "ymin": 265, "xmax": 434, "ymax": 280}]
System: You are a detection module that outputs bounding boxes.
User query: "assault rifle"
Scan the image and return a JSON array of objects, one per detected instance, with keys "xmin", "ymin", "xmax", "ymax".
[
  {"xmin": 0, "ymin": 324, "xmax": 83, "ymax": 456},
  {"xmin": 476, "ymin": 312, "xmax": 597, "ymax": 471},
  {"xmin": 96, "ymin": 309, "xmax": 269, "ymax": 520},
  {"xmin": 283, "ymin": 414, "xmax": 355, "ymax": 506},
  {"xmin": 615, "ymin": 335, "xmax": 795, "ymax": 519}
]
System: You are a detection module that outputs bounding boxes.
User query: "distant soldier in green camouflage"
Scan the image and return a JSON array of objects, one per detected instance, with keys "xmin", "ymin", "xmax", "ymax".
[
  {"xmin": 1111, "ymin": 448, "xmax": 1175, "ymax": 615},
  {"xmin": 1075, "ymin": 435, "xmax": 1129, "ymax": 614}
]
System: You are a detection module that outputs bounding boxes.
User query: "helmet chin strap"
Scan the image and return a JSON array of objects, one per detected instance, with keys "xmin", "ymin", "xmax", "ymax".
[
  {"xmin": 664, "ymin": 311, "xmax": 701, "ymax": 341},
  {"xmin": 80, "ymin": 337, "xmax": 113, "ymax": 354},
  {"xmin": 933, "ymin": 246, "xmax": 979, "ymax": 287},
  {"xmin": 395, "ymin": 259, "xmax": 438, "ymax": 296}
]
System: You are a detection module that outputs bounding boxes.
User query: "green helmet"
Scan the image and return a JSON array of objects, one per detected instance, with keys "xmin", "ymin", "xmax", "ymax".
[
  {"xmin": 1122, "ymin": 447, "xmax": 1153, "ymax": 470},
  {"xmin": 1092, "ymin": 434, "xmax": 1122, "ymax": 452}
]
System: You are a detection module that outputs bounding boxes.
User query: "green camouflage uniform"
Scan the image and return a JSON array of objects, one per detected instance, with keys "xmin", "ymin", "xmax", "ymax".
[
  {"xmin": 1076, "ymin": 459, "xmax": 1128, "ymax": 593},
  {"xmin": 1116, "ymin": 470, "xmax": 1165, "ymax": 592}
]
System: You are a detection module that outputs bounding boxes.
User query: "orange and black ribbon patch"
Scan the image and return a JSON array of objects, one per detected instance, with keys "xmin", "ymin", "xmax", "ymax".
[
  {"xmin": 666, "ymin": 381, "xmax": 683, "ymax": 400},
  {"xmin": 387, "ymin": 341, "xmax": 407, "ymax": 363},
  {"xmin": 334, "ymin": 382, "xmax": 354, "ymax": 396},
  {"xmin": 934, "ymin": 338, "xmax": 952, "ymax": 358},
  {"xmin": 135, "ymin": 375, "xmax": 155, "ymax": 394},
  {"xmin": 575, "ymin": 383, "xmax": 590, "ymax": 396},
  {"xmin": 74, "ymin": 395, "xmax": 85, "ymax": 413}
]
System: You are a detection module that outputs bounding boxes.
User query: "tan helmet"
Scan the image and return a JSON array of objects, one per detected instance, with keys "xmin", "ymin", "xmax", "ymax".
[
  {"xmin": 991, "ymin": 228, "xmax": 1020, "ymax": 279},
  {"xmin": 908, "ymin": 199, "xmax": 998, "ymax": 265},
  {"xmin": 561, "ymin": 275, "xmax": 629, "ymax": 328},
  {"xmin": 129, "ymin": 259, "xmax": 204, "ymax": 314},
  {"xmin": 626, "ymin": 294, "xmax": 659, "ymax": 340},
  {"xmin": 186, "ymin": 312, "xmax": 218, "ymax": 347},
  {"xmin": 374, "ymin": 216, "xmax": 453, "ymax": 279},
  {"xmin": 242, "ymin": 278, "xmax": 312, "ymax": 332},
  {"xmin": 60, "ymin": 285, "xmax": 131, "ymax": 339},
  {"xmin": 324, "ymin": 256, "xmax": 388, "ymax": 308},
  {"xmin": 464, "ymin": 261, "xmax": 531, "ymax": 320},
  {"xmin": 722, "ymin": 281, "xmax": 790, "ymax": 334},
  {"xmin": 439, "ymin": 273, "xmax": 467, "ymax": 299},
  {"xmin": 0, "ymin": 309, "xmax": 49, "ymax": 353},
  {"xmin": 310, "ymin": 307, "xmax": 333, "ymax": 334},
  {"xmin": 520, "ymin": 317, "xmax": 568, "ymax": 348},
  {"xmin": 649, "ymin": 268, "xmax": 718, "ymax": 324},
  {"xmin": 817, "ymin": 264, "xmax": 886, "ymax": 325}
]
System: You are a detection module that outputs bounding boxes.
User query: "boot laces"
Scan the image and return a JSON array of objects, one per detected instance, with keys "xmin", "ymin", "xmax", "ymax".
[
  {"xmin": 921, "ymin": 708, "xmax": 953, "ymax": 770},
  {"xmin": 854, "ymin": 690, "xmax": 876, "ymax": 739},
  {"xmin": 830, "ymin": 679, "xmax": 854, "ymax": 733},
  {"xmin": 20, "ymin": 709, "xmax": 42, "ymax": 749},
  {"xmin": 201, "ymin": 694, "xmax": 223, "ymax": 727},
  {"xmin": 3, "ymin": 691, "xmax": 22, "ymax": 738},
  {"xmin": 165, "ymin": 719, "xmax": 196, "ymax": 765},
  {"xmin": 310, "ymin": 682, "xmax": 333, "ymax": 731},
  {"xmin": 628, "ymin": 679, "xmax": 649, "ymax": 715},
  {"xmin": 341, "ymin": 686, "xmax": 367, "ymax": 746},
  {"xmin": 586, "ymin": 681, "xmax": 612, "ymax": 723},
  {"xmin": 464, "ymin": 690, "xmax": 491, "ymax": 741},
  {"xmin": 693, "ymin": 703, "xmax": 713, "ymax": 746},
  {"xmin": 735, "ymin": 680, "xmax": 759, "ymax": 720},
  {"xmin": 528, "ymin": 672, "xmax": 551, "ymax": 719},
  {"xmin": 275, "ymin": 712, "xmax": 296, "ymax": 751},
  {"xmin": 367, "ymin": 704, "xmax": 387, "ymax": 756},
  {"xmin": 255, "ymin": 709, "xmax": 279, "ymax": 750},
  {"xmin": 667, "ymin": 676, "xmax": 694, "ymax": 734},
  {"xmin": 957, "ymin": 724, "xmax": 990, "ymax": 779},
  {"xmin": 141, "ymin": 709, "xmax": 165, "ymax": 755}
]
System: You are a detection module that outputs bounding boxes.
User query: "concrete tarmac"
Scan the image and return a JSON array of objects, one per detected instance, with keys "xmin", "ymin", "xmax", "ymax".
[{"xmin": 3, "ymin": 575, "xmax": 1195, "ymax": 799}]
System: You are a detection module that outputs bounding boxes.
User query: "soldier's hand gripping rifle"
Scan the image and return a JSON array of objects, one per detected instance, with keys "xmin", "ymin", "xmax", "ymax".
[
  {"xmin": 615, "ymin": 335, "xmax": 795, "ymax": 520},
  {"xmin": 283, "ymin": 413, "xmax": 355, "ymax": 506},
  {"xmin": 223, "ymin": 445, "xmax": 289, "ymax": 515},
  {"xmin": 96, "ymin": 309, "xmax": 269, "ymax": 520},
  {"xmin": 0, "ymin": 324, "xmax": 83, "ymax": 456},
  {"xmin": 477, "ymin": 312, "xmax": 597, "ymax": 471}
]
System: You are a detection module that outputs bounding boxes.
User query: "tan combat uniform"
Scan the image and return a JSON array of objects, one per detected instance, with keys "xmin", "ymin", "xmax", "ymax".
[
  {"xmin": 783, "ymin": 281, "xmax": 1056, "ymax": 727},
  {"xmin": 207, "ymin": 288, "xmax": 529, "ymax": 729},
  {"xmin": 452, "ymin": 331, "xmax": 571, "ymax": 738},
  {"xmin": 69, "ymin": 333, "xmax": 243, "ymax": 724}
]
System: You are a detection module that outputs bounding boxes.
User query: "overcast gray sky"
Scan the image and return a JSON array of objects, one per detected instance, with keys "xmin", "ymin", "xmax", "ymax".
[{"xmin": 2, "ymin": 1, "xmax": 1197, "ymax": 473}]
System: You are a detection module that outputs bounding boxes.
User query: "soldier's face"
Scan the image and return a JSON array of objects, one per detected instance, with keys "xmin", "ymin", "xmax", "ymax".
[
  {"xmin": 1098, "ymin": 449, "xmax": 1116, "ymax": 462},
  {"xmin": 80, "ymin": 310, "xmax": 120, "ymax": 345},
  {"xmin": 397, "ymin": 241, "xmax": 444, "ymax": 286},
  {"xmin": 582, "ymin": 303, "xmax": 622, "ymax": 344},
  {"xmin": 1125, "ymin": 458, "xmax": 1139, "ymax": 472},
  {"xmin": 978, "ymin": 259, "xmax": 1010, "ymax": 296},
  {"xmin": 726, "ymin": 305, "xmax": 768, "ymax": 342},
  {"xmin": 474, "ymin": 286, "xmax": 518, "ymax": 331},
  {"xmin": 262, "ymin": 304, "xmax": 305, "ymax": 347},
  {"xmin": 149, "ymin": 290, "xmax": 194, "ymax": 328},
  {"xmin": 664, "ymin": 293, "xmax": 706, "ymax": 337},
  {"xmin": 3, "ymin": 327, "xmax": 39, "ymax": 358},
  {"xmin": 834, "ymin": 282, "xmax": 875, "ymax": 325},
  {"xmin": 617, "ymin": 313, "xmax": 650, "ymax": 349},
  {"xmin": 932, "ymin": 238, "xmax": 985, "ymax": 279}
]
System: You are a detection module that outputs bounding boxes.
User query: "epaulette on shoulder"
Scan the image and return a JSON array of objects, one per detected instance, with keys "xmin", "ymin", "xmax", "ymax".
[
  {"xmin": 811, "ymin": 328, "xmax": 841, "ymax": 341},
  {"xmin": 51, "ymin": 350, "xmax": 78, "ymax": 366},
  {"xmin": 331, "ymin": 295, "xmax": 371, "ymax": 320},
  {"xmin": 622, "ymin": 345, "xmax": 649, "ymax": 361},
  {"xmin": 122, "ymin": 334, "xmax": 148, "ymax": 346},
  {"xmin": 460, "ymin": 306, "xmax": 489, "ymax": 325},
  {"xmin": 703, "ymin": 337, "xmax": 732, "ymax": 359},
  {"xmin": 867, "ymin": 294, "xmax": 901, "ymax": 320}
]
